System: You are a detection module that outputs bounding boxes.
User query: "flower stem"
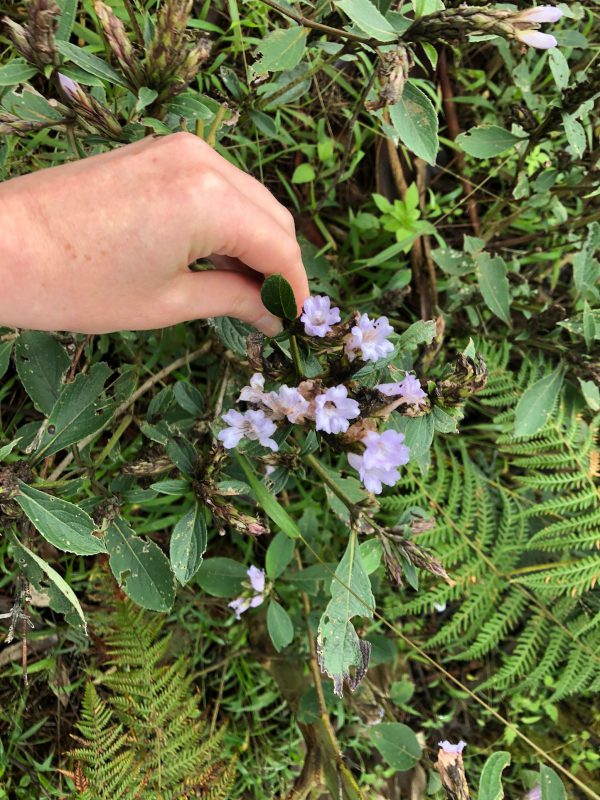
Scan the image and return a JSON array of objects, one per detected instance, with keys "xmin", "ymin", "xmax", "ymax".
[
  {"xmin": 303, "ymin": 452, "xmax": 357, "ymax": 512},
  {"xmin": 289, "ymin": 333, "xmax": 303, "ymax": 378}
]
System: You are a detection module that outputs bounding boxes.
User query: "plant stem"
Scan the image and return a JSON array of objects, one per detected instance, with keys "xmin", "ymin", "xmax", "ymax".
[
  {"xmin": 289, "ymin": 333, "xmax": 303, "ymax": 378},
  {"xmin": 303, "ymin": 452, "xmax": 358, "ymax": 511},
  {"xmin": 259, "ymin": 0, "xmax": 377, "ymax": 45}
]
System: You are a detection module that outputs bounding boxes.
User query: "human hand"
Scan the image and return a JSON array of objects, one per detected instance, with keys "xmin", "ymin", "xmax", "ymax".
[{"xmin": 0, "ymin": 133, "xmax": 309, "ymax": 336}]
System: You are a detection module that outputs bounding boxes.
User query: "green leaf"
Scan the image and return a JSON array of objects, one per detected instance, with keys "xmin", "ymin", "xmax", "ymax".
[
  {"xmin": 260, "ymin": 274, "xmax": 297, "ymax": 320},
  {"xmin": 579, "ymin": 379, "xmax": 600, "ymax": 411},
  {"xmin": 35, "ymin": 362, "xmax": 114, "ymax": 459},
  {"xmin": 0, "ymin": 59, "xmax": 38, "ymax": 87},
  {"xmin": 254, "ymin": 26, "xmax": 308, "ymax": 75},
  {"xmin": 457, "ymin": 125, "xmax": 526, "ymax": 158},
  {"xmin": 56, "ymin": 0, "xmax": 78, "ymax": 40},
  {"xmin": 14, "ymin": 331, "xmax": 70, "ymax": 415},
  {"xmin": 135, "ymin": 86, "xmax": 158, "ymax": 113},
  {"xmin": 475, "ymin": 252, "xmax": 511, "ymax": 325},
  {"xmin": 390, "ymin": 414, "xmax": 434, "ymax": 473},
  {"xmin": 291, "ymin": 163, "xmax": 316, "ymax": 183},
  {"xmin": 105, "ymin": 517, "xmax": 175, "ymax": 612},
  {"xmin": 368, "ymin": 723, "xmax": 421, "ymax": 771},
  {"xmin": 266, "ymin": 531, "xmax": 296, "ymax": 580},
  {"xmin": 210, "ymin": 316, "xmax": 253, "ymax": 356},
  {"xmin": 389, "ymin": 678, "xmax": 415, "ymax": 706},
  {"xmin": 12, "ymin": 537, "xmax": 86, "ymax": 629},
  {"xmin": 267, "ymin": 599, "xmax": 294, "ymax": 652},
  {"xmin": 237, "ymin": 453, "xmax": 301, "ymax": 538},
  {"xmin": 0, "ymin": 340, "xmax": 12, "ymax": 380},
  {"xmin": 389, "ymin": 82, "xmax": 439, "ymax": 166},
  {"xmin": 196, "ymin": 557, "xmax": 247, "ymax": 597},
  {"xmin": 478, "ymin": 751, "xmax": 511, "ymax": 800},
  {"xmin": 56, "ymin": 41, "xmax": 130, "ymax": 87},
  {"xmin": 169, "ymin": 504, "xmax": 207, "ymax": 585},
  {"xmin": 150, "ymin": 479, "xmax": 190, "ymax": 496},
  {"xmin": 336, "ymin": 0, "xmax": 397, "ymax": 41},
  {"xmin": 514, "ymin": 365, "xmax": 565, "ymax": 437},
  {"xmin": 165, "ymin": 93, "xmax": 213, "ymax": 120},
  {"xmin": 549, "ymin": 49, "xmax": 569, "ymax": 91},
  {"xmin": 0, "ymin": 438, "xmax": 20, "ymax": 461},
  {"xmin": 359, "ymin": 538, "xmax": 382, "ymax": 574},
  {"xmin": 540, "ymin": 765, "xmax": 566, "ymax": 800},
  {"xmin": 317, "ymin": 531, "xmax": 375, "ymax": 696},
  {"xmin": 15, "ymin": 482, "xmax": 105, "ymax": 556},
  {"xmin": 562, "ymin": 113, "xmax": 586, "ymax": 157},
  {"xmin": 397, "ymin": 319, "xmax": 436, "ymax": 351}
]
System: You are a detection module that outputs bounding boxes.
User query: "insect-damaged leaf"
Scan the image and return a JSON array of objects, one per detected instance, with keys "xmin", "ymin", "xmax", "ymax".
[
  {"xmin": 317, "ymin": 531, "xmax": 375, "ymax": 697},
  {"xmin": 106, "ymin": 516, "xmax": 175, "ymax": 612},
  {"xmin": 169, "ymin": 503, "xmax": 207, "ymax": 585}
]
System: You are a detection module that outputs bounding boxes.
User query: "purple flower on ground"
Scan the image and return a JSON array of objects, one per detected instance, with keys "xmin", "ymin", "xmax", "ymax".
[
  {"xmin": 526, "ymin": 785, "xmax": 542, "ymax": 800},
  {"xmin": 238, "ymin": 373, "xmax": 266, "ymax": 404},
  {"xmin": 218, "ymin": 409, "xmax": 278, "ymax": 451},
  {"xmin": 314, "ymin": 385, "xmax": 360, "ymax": 434},
  {"xmin": 377, "ymin": 373, "xmax": 427, "ymax": 404},
  {"xmin": 265, "ymin": 385, "xmax": 311, "ymax": 423},
  {"xmin": 345, "ymin": 314, "xmax": 395, "ymax": 363},
  {"xmin": 228, "ymin": 566, "xmax": 267, "ymax": 619},
  {"xmin": 348, "ymin": 429, "xmax": 410, "ymax": 494},
  {"xmin": 438, "ymin": 740, "xmax": 466, "ymax": 754},
  {"xmin": 301, "ymin": 295, "xmax": 341, "ymax": 337}
]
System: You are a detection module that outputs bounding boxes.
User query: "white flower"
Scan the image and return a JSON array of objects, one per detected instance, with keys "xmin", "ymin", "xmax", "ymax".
[
  {"xmin": 377, "ymin": 373, "xmax": 427, "ymax": 404},
  {"xmin": 218, "ymin": 409, "xmax": 278, "ymax": 451},
  {"xmin": 314, "ymin": 385, "xmax": 360, "ymax": 434},
  {"xmin": 438, "ymin": 740, "xmax": 466, "ymax": 754},
  {"xmin": 264, "ymin": 385, "xmax": 310, "ymax": 423},
  {"xmin": 345, "ymin": 314, "xmax": 395, "ymax": 363},
  {"xmin": 238, "ymin": 373, "xmax": 267, "ymax": 404},
  {"xmin": 228, "ymin": 566, "xmax": 267, "ymax": 619},
  {"xmin": 516, "ymin": 5, "xmax": 563, "ymax": 23},
  {"xmin": 301, "ymin": 295, "xmax": 341, "ymax": 337},
  {"xmin": 348, "ymin": 429, "xmax": 410, "ymax": 494},
  {"xmin": 513, "ymin": 5, "xmax": 562, "ymax": 49},
  {"xmin": 515, "ymin": 30, "xmax": 558, "ymax": 48}
]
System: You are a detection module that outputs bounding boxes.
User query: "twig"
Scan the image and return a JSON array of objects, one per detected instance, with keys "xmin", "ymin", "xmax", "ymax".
[{"xmin": 259, "ymin": 0, "xmax": 376, "ymax": 45}]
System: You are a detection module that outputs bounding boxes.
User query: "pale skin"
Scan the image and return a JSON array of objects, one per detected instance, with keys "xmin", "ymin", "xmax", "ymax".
[{"xmin": 0, "ymin": 132, "xmax": 309, "ymax": 336}]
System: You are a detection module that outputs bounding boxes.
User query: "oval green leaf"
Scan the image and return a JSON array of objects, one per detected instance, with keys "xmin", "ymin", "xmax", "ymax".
[
  {"xmin": 514, "ymin": 365, "xmax": 565, "ymax": 437},
  {"xmin": 196, "ymin": 557, "xmax": 247, "ymax": 597},
  {"xmin": 368, "ymin": 722, "xmax": 421, "ymax": 771},
  {"xmin": 16, "ymin": 482, "xmax": 105, "ymax": 555},
  {"xmin": 170, "ymin": 504, "xmax": 207, "ymax": 585},
  {"xmin": 260, "ymin": 273, "xmax": 298, "ymax": 321},
  {"xmin": 478, "ymin": 751, "xmax": 511, "ymax": 800},
  {"xmin": 267, "ymin": 599, "xmax": 294, "ymax": 652}
]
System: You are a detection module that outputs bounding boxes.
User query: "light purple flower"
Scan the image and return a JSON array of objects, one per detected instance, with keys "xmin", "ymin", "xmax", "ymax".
[
  {"xmin": 238, "ymin": 373, "xmax": 266, "ymax": 404},
  {"xmin": 58, "ymin": 73, "xmax": 78, "ymax": 97},
  {"xmin": 229, "ymin": 566, "xmax": 267, "ymax": 619},
  {"xmin": 301, "ymin": 295, "xmax": 341, "ymax": 337},
  {"xmin": 314, "ymin": 385, "xmax": 360, "ymax": 434},
  {"xmin": 218, "ymin": 408, "xmax": 278, "ymax": 451},
  {"xmin": 526, "ymin": 785, "xmax": 542, "ymax": 800},
  {"xmin": 377, "ymin": 373, "xmax": 427, "ymax": 405},
  {"xmin": 264, "ymin": 385, "xmax": 311, "ymax": 423},
  {"xmin": 516, "ymin": 29, "xmax": 558, "ymax": 48},
  {"xmin": 438, "ymin": 740, "xmax": 466, "ymax": 754},
  {"xmin": 348, "ymin": 429, "xmax": 410, "ymax": 494},
  {"xmin": 516, "ymin": 6, "xmax": 563, "ymax": 23},
  {"xmin": 345, "ymin": 314, "xmax": 395, "ymax": 363},
  {"xmin": 247, "ymin": 565, "xmax": 266, "ymax": 594}
]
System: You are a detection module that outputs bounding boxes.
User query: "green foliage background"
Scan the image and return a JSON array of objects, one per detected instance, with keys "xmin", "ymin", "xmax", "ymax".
[{"xmin": 0, "ymin": 0, "xmax": 598, "ymax": 798}]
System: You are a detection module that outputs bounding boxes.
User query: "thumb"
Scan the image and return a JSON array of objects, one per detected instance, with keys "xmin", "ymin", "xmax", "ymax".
[{"xmin": 169, "ymin": 270, "xmax": 284, "ymax": 336}]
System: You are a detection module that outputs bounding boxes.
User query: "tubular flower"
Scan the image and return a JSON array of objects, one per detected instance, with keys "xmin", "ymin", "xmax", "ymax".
[
  {"xmin": 301, "ymin": 295, "xmax": 341, "ymax": 337},
  {"xmin": 228, "ymin": 566, "xmax": 267, "ymax": 619},
  {"xmin": 314, "ymin": 385, "xmax": 360, "ymax": 434},
  {"xmin": 218, "ymin": 409, "xmax": 278, "ymax": 451},
  {"xmin": 238, "ymin": 372, "xmax": 267, "ymax": 404},
  {"xmin": 438, "ymin": 740, "xmax": 467, "ymax": 754},
  {"xmin": 513, "ymin": 5, "xmax": 562, "ymax": 49},
  {"xmin": 345, "ymin": 314, "xmax": 395, "ymax": 363}
]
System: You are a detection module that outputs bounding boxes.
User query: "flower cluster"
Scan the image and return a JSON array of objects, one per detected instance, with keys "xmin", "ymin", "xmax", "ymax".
[
  {"xmin": 228, "ymin": 565, "xmax": 267, "ymax": 619},
  {"xmin": 217, "ymin": 295, "xmax": 424, "ymax": 494}
]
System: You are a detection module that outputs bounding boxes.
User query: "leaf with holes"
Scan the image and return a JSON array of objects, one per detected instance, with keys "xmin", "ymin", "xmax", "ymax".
[
  {"xmin": 169, "ymin": 504, "xmax": 207, "ymax": 585},
  {"xmin": 254, "ymin": 26, "xmax": 308, "ymax": 75},
  {"xmin": 317, "ymin": 532, "xmax": 375, "ymax": 697},
  {"xmin": 16, "ymin": 482, "xmax": 106, "ymax": 555},
  {"xmin": 389, "ymin": 82, "xmax": 439, "ymax": 165},
  {"xmin": 457, "ymin": 125, "xmax": 526, "ymax": 158},
  {"xmin": 14, "ymin": 331, "xmax": 70, "ymax": 415}
]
